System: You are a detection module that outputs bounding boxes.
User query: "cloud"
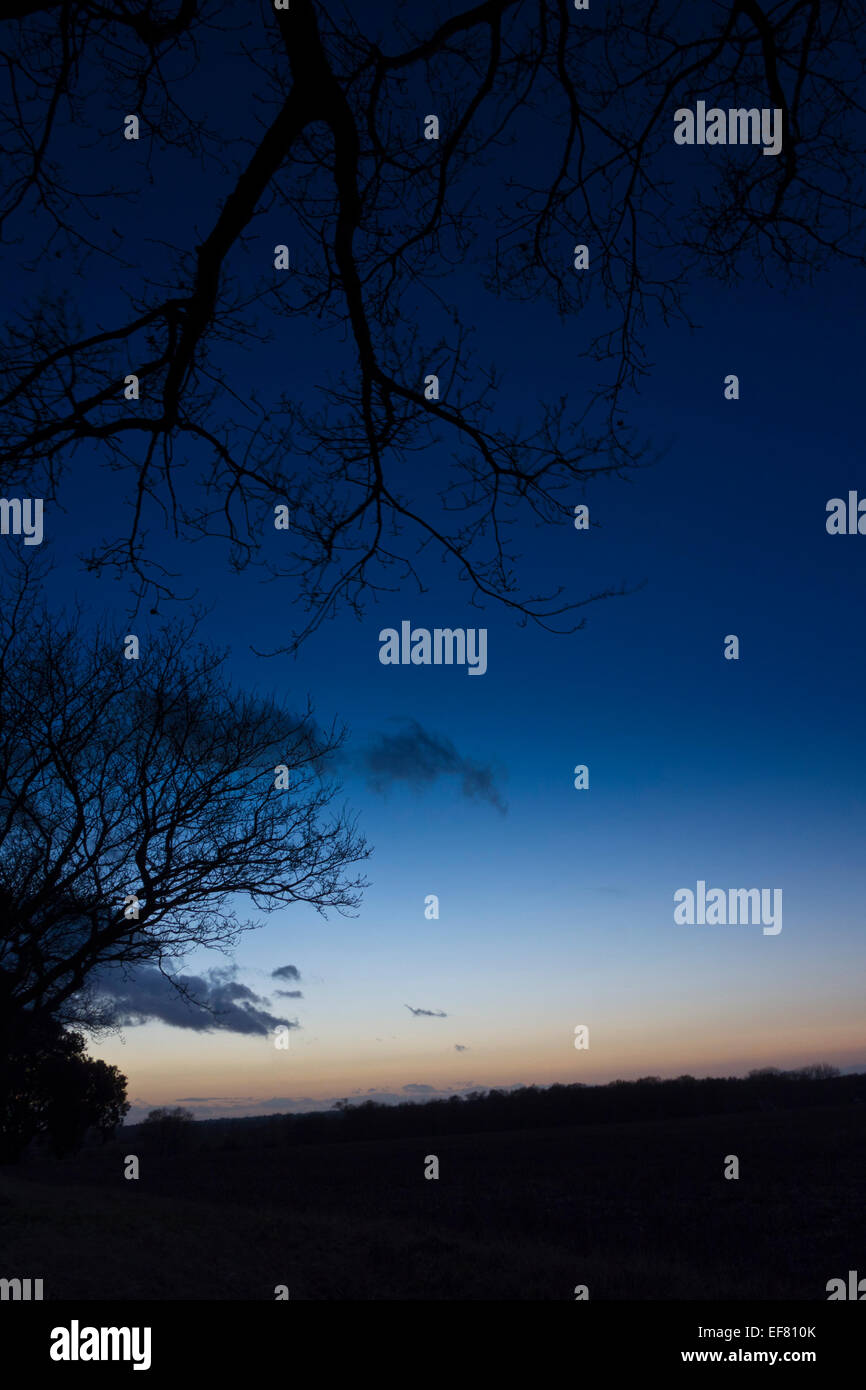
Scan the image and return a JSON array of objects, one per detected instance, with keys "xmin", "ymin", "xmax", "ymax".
[
  {"xmin": 405, "ymin": 1004, "xmax": 447, "ymax": 1017},
  {"xmin": 176, "ymin": 1096, "xmax": 257, "ymax": 1104},
  {"xmin": 276, "ymin": 989, "xmax": 303, "ymax": 998},
  {"xmin": 272, "ymin": 964, "xmax": 301, "ymax": 982},
  {"xmin": 403, "ymin": 1083, "xmax": 436, "ymax": 1093},
  {"xmin": 361, "ymin": 720, "xmax": 506, "ymax": 812},
  {"xmin": 454, "ymin": 1044, "xmax": 469, "ymax": 1052},
  {"xmin": 93, "ymin": 965, "xmax": 299, "ymax": 1036}
]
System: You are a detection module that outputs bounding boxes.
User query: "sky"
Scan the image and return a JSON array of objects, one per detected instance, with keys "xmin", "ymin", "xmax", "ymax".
[{"xmin": 5, "ymin": 1, "xmax": 865, "ymax": 1122}]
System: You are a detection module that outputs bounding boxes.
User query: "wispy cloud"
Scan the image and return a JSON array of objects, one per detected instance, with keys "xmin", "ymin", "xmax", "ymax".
[
  {"xmin": 405, "ymin": 1004, "xmax": 447, "ymax": 1017},
  {"xmin": 361, "ymin": 719, "xmax": 506, "ymax": 812}
]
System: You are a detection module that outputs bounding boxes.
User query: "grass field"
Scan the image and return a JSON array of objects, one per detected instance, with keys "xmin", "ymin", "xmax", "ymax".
[{"xmin": 2, "ymin": 1101, "xmax": 864, "ymax": 1300}]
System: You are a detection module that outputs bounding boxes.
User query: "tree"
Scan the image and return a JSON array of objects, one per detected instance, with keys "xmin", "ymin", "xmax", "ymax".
[
  {"xmin": 0, "ymin": 1014, "xmax": 129, "ymax": 1163},
  {"xmin": 0, "ymin": 560, "xmax": 368, "ymax": 1065},
  {"xmin": 0, "ymin": 1, "xmax": 863, "ymax": 644},
  {"xmin": 792, "ymin": 1064, "xmax": 841, "ymax": 1081},
  {"xmin": 142, "ymin": 1105, "xmax": 196, "ymax": 1152},
  {"xmin": 144, "ymin": 1106, "xmax": 195, "ymax": 1123}
]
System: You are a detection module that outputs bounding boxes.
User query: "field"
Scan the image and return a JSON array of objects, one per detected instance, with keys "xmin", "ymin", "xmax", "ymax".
[{"xmin": 2, "ymin": 1100, "xmax": 864, "ymax": 1300}]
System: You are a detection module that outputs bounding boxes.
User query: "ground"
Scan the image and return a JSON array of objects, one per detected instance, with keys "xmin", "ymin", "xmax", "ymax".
[{"xmin": 2, "ymin": 1102, "xmax": 863, "ymax": 1300}]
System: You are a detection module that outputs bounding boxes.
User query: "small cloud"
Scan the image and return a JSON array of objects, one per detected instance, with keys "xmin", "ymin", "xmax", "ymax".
[
  {"xmin": 175, "ymin": 1096, "xmax": 257, "ymax": 1104},
  {"xmin": 454, "ymin": 1044, "xmax": 469, "ymax": 1052},
  {"xmin": 362, "ymin": 720, "xmax": 506, "ymax": 812},
  {"xmin": 276, "ymin": 989, "xmax": 303, "ymax": 998},
  {"xmin": 272, "ymin": 965, "xmax": 301, "ymax": 982},
  {"xmin": 403, "ymin": 1083, "xmax": 436, "ymax": 1093},
  {"xmin": 405, "ymin": 1004, "xmax": 447, "ymax": 1017}
]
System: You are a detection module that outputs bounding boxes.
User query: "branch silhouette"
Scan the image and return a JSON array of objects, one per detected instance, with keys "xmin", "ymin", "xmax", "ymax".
[{"xmin": 0, "ymin": 0, "xmax": 862, "ymax": 645}]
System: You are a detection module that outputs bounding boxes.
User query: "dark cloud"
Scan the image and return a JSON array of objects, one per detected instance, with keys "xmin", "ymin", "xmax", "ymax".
[
  {"xmin": 405, "ymin": 1004, "xmax": 447, "ymax": 1017},
  {"xmin": 454, "ymin": 1044, "xmax": 469, "ymax": 1052},
  {"xmin": 361, "ymin": 720, "xmax": 506, "ymax": 812},
  {"xmin": 403, "ymin": 1083, "xmax": 436, "ymax": 1093},
  {"xmin": 275, "ymin": 989, "xmax": 303, "ymax": 998},
  {"xmin": 272, "ymin": 964, "xmax": 301, "ymax": 982},
  {"xmin": 93, "ymin": 965, "xmax": 299, "ymax": 1036}
]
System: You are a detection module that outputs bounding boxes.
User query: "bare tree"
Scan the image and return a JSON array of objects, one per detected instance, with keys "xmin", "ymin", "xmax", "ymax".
[
  {"xmin": 0, "ymin": 0, "xmax": 863, "ymax": 643},
  {"xmin": 0, "ymin": 561, "xmax": 368, "ymax": 1054}
]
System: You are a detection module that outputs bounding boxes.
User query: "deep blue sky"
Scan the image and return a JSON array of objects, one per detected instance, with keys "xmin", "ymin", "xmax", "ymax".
[{"xmin": 4, "ymin": 0, "xmax": 864, "ymax": 1118}]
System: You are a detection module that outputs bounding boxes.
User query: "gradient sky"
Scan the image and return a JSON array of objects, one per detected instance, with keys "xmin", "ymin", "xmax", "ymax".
[{"xmin": 6, "ymin": 2, "xmax": 865, "ymax": 1121}]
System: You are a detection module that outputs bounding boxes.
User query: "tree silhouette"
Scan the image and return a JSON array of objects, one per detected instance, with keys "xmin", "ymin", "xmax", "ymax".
[
  {"xmin": 142, "ymin": 1105, "xmax": 196, "ymax": 1152},
  {"xmin": 0, "ymin": 0, "xmax": 863, "ymax": 643},
  {"xmin": 0, "ymin": 1014, "xmax": 129, "ymax": 1163},
  {"xmin": 0, "ymin": 561, "xmax": 368, "ymax": 1070}
]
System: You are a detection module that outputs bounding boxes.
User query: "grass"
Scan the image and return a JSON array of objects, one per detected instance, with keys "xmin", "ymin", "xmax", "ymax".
[{"xmin": 2, "ymin": 1101, "xmax": 864, "ymax": 1299}]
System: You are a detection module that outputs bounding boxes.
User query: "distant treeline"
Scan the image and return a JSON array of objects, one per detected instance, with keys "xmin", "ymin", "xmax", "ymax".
[{"xmin": 129, "ymin": 1066, "xmax": 866, "ymax": 1151}]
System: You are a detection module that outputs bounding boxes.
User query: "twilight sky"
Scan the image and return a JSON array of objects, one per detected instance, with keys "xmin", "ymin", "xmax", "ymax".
[
  {"xmin": 6, "ymin": 1, "xmax": 865, "ymax": 1121},
  {"xmin": 37, "ymin": 256, "xmax": 864, "ymax": 1122}
]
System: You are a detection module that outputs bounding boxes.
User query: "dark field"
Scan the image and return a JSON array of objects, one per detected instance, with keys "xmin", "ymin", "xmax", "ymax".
[{"xmin": 2, "ymin": 1100, "xmax": 864, "ymax": 1300}]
